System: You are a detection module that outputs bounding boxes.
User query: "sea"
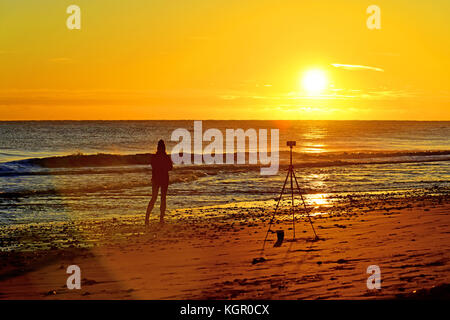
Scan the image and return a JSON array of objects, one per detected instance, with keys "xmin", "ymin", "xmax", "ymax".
[{"xmin": 0, "ymin": 120, "xmax": 449, "ymax": 225}]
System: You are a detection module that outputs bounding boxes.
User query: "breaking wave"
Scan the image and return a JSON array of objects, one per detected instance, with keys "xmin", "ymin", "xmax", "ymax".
[{"xmin": 0, "ymin": 150, "xmax": 449, "ymax": 177}]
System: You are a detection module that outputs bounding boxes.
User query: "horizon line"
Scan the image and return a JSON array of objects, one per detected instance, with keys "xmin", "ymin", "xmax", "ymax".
[{"xmin": 0, "ymin": 119, "xmax": 449, "ymax": 122}]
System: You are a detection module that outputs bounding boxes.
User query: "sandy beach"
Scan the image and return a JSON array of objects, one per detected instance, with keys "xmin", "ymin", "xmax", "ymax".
[
  {"xmin": 1, "ymin": 0, "xmax": 450, "ymax": 308},
  {"xmin": 1, "ymin": 190, "xmax": 449, "ymax": 300}
]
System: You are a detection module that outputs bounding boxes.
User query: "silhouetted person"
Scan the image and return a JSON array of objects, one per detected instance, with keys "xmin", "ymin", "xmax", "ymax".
[{"xmin": 146, "ymin": 139, "xmax": 173, "ymax": 226}]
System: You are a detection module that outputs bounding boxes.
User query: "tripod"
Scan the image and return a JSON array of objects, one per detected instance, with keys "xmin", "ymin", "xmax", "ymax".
[{"xmin": 262, "ymin": 142, "xmax": 318, "ymax": 251}]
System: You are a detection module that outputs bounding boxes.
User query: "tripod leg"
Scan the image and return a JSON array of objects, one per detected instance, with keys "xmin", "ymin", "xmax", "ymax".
[
  {"xmin": 292, "ymin": 170, "xmax": 318, "ymax": 239},
  {"xmin": 262, "ymin": 169, "xmax": 290, "ymax": 251},
  {"xmin": 290, "ymin": 168, "xmax": 295, "ymax": 240}
]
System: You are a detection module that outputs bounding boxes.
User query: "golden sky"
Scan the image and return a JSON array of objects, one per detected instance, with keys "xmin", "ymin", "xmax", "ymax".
[{"xmin": 0, "ymin": 0, "xmax": 449, "ymax": 120}]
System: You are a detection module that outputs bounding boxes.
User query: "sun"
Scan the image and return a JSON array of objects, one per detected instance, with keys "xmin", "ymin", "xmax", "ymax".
[{"xmin": 301, "ymin": 70, "xmax": 328, "ymax": 95}]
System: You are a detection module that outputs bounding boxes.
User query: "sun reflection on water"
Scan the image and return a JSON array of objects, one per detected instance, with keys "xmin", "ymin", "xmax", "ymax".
[
  {"xmin": 308, "ymin": 193, "xmax": 331, "ymax": 207},
  {"xmin": 300, "ymin": 144, "xmax": 327, "ymax": 153}
]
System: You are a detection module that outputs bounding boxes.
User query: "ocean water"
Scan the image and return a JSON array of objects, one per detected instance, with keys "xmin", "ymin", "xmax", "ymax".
[{"xmin": 0, "ymin": 120, "xmax": 449, "ymax": 225}]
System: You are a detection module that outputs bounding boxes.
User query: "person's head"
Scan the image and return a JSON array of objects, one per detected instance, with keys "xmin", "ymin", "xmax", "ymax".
[{"xmin": 157, "ymin": 139, "xmax": 166, "ymax": 154}]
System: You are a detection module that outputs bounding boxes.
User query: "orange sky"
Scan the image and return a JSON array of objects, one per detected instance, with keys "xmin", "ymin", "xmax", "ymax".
[{"xmin": 0, "ymin": 0, "xmax": 449, "ymax": 120}]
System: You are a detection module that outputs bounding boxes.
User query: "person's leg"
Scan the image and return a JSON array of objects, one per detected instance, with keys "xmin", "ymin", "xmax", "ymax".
[
  {"xmin": 145, "ymin": 183, "xmax": 159, "ymax": 226},
  {"xmin": 159, "ymin": 184, "xmax": 168, "ymax": 224}
]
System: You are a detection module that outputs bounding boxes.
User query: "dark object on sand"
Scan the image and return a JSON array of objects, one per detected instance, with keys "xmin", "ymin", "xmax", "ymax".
[
  {"xmin": 252, "ymin": 257, "xmax": 267, "ymax": 265},
  {"xmin": 274, "ymin": 230, "xmax": 284, "ymax": 247},
  {"xmin": 395, "ymin": 283, "xmax": 450, "ymax": 299}
]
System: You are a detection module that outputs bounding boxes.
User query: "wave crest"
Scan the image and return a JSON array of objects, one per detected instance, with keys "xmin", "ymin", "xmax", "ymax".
[{"xmin": 0, "ymin": 150, "xmax": 449, "ymax": 177}]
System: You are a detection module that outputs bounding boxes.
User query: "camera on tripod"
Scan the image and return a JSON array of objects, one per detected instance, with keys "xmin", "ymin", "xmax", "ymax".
[{"xmin": 286, "ymin": 141, "xmax": 296, "ymax": 147}]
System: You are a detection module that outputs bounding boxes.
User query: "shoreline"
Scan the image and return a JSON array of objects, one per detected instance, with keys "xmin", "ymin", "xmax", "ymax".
[
  {"xmin": 0, "ymin": 191, "xmax": 449, "ymax": 299},
  {"xmin": 1, "ymin": 187, "xmax": 447, "ymax": 233}
]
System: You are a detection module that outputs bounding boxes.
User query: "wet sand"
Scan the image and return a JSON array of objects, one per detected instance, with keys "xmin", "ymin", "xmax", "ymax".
[{"xmin": 0, "ymin": 191, "xmax": 449, "ymax": 299}]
